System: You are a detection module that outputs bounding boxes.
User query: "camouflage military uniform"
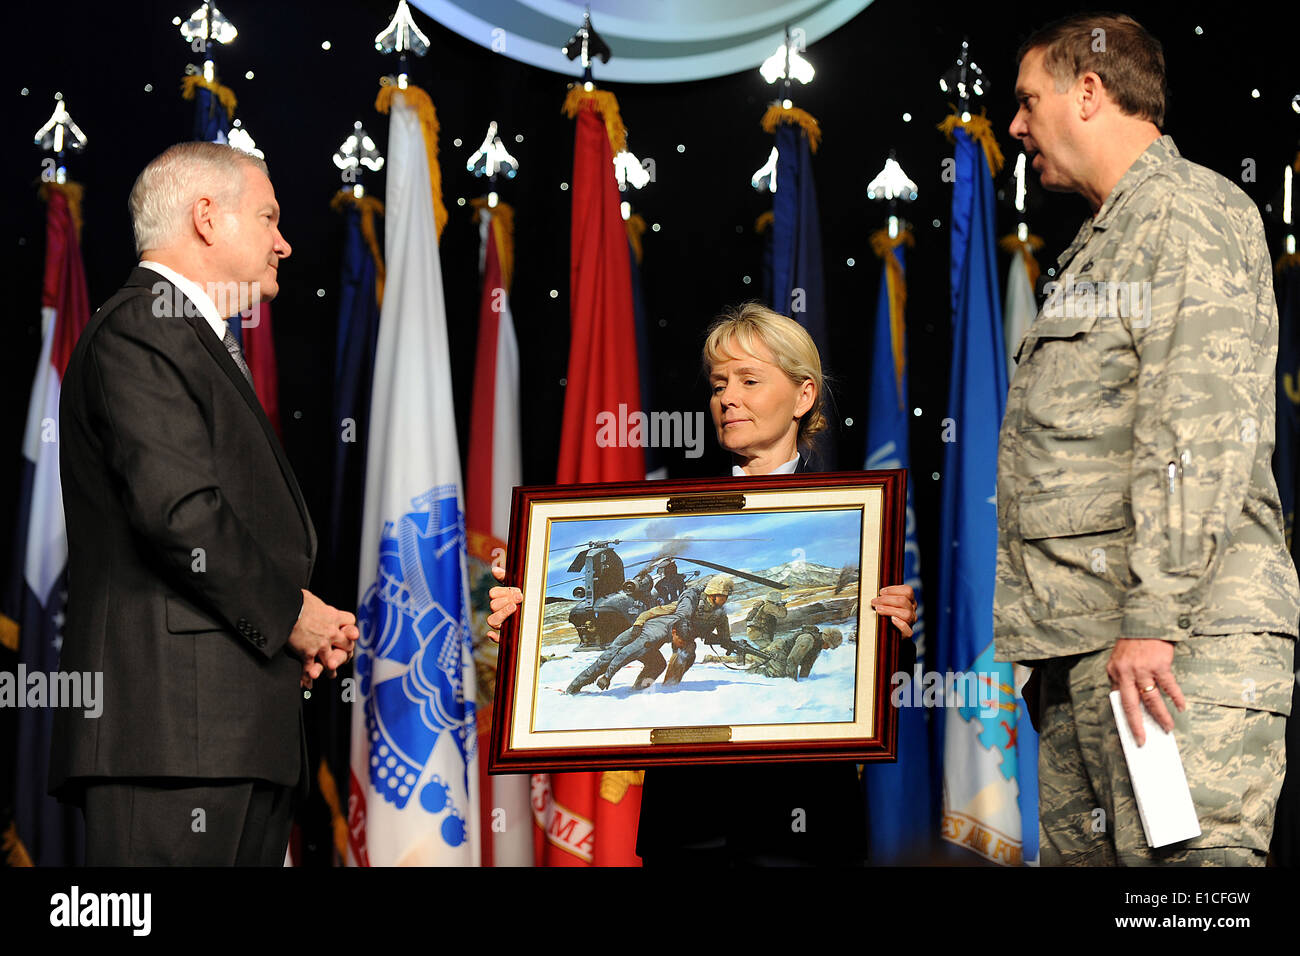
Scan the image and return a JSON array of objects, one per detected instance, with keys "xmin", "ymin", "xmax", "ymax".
[
  {"xmin": 994, "ymin": 136, "xmax": 1300, "ymax": 866},
  {"xmin": 751, "ymin": 625, "xmax": 839, "ymax": 680},
  {"xmin": 744, "ymin": 596, "xmax": 787, "ymax": 648}
]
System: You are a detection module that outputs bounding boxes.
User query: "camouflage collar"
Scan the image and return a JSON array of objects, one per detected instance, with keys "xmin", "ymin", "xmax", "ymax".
[
  {"xmin": 1055, "ymin": 134, "xmax": 1179, "ymax": 270},
  {"xmin": 1091, "ymin": 134, "xmax": 1179, "ymax": 230}
]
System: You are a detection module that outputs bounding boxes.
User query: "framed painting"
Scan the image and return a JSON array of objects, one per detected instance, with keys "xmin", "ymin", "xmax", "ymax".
[{"xmin": 488, "ymin": 470, "xmax": 907, "ymax": 773}]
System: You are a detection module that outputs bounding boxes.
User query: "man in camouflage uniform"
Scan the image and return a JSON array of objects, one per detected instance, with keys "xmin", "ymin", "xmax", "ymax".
[
  {"xmin": 566, "ymin": 574, "xmax": 736, "ymax": 694},
  {"xmin": 751, "ymin": 626, "xmax": 842, "ymax": 680},
  {"xmin": 996, "ymin": 14, "xmax": 1299, "ymax": 866},
  {"xmin": 744, "ymin": 592, "xmax": 788, "ymax": 648}
]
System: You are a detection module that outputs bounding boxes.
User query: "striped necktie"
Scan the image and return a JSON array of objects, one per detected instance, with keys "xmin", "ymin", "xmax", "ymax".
[{"xmin": 222, "ymin": 326, "xmax": 256, "ymax": 392}]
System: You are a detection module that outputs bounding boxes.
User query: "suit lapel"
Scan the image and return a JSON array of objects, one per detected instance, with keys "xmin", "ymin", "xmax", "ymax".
[{"xmin": 129, "ymin": 268, "xmax": 316, "ymax": 559}]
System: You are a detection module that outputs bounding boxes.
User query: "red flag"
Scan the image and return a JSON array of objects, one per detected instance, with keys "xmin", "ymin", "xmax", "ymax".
[
  {"xmin": 540, "ymin": 87, "xmax": 647, "ymax": 867},
  {"xmin": 240, "ymin": 302, "xmax": 281, "ymax": 436},
  {"xmin": 466, "ymin": 201, "xmax": 532, "ymax": 866},
  {"xmin": 556, "ymin": 89, "xmax": 645, "ymax": 484}
]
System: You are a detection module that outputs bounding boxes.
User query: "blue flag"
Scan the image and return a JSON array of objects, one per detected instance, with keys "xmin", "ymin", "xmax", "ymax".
[
  {"xmin": 933, "ymin": 123, "xmax": 1036, "ymax": 865},
  {"xmin": 862, "ymin": 234, "xmax": 934, "ymax": 863},
  {"xmin": 767, "ymin": 114, "xmax": 834, "ymax": 467}
]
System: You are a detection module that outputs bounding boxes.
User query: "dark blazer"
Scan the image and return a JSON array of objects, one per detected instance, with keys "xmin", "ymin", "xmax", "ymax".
[
  {"xmin": 637, "ymin": 452, "xmax": 869, "ymax": 864},
  {"xmin": 50, "ymin": 267, "xmax": 317, "ymax": 799}
]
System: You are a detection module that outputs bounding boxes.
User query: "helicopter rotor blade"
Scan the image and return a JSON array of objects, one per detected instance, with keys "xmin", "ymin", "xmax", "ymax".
[
  {"xmin": 566, "ymin": 549, "xmax": 590, "ymax": 573},
  {"xmin": 675, "ymin": 557, "xmax": 786, "ymax": 590}
]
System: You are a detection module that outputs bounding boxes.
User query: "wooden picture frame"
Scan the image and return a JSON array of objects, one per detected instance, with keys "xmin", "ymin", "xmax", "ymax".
[{"xmin": 488, "ymin": 470, "xmax": 907, "ymax": 773}]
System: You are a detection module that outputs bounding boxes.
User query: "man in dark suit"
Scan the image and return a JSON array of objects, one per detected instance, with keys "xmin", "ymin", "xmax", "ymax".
[{"xmin": 52, "ymin": 142, "xmax": 357, "ymax": 865}]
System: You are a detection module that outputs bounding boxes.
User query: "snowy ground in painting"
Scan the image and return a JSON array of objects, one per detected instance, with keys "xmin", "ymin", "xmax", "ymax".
[{"xmin": 531, "ymin": 615, "xmax": 859, "ymax": 732}]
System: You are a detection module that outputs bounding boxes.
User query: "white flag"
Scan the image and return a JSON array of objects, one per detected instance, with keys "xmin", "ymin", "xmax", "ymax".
[
  {"xmin": 1003, "ymin": 250, "xmax": 1036, "ymax": 382},
  {"xmin": 347, "ymin": 87, "xmax": 480, "ymax": 866}
]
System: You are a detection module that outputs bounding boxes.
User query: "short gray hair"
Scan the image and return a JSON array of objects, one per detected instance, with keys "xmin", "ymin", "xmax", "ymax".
[{"xmin": 128, "ymin": 142, "xmax": 270, "ymax": 255}]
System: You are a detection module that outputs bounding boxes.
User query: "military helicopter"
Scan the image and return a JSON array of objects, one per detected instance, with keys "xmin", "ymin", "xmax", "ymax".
[{"xmin": 549, "ymin": 539, "xmax": 787, "ymax": 650}]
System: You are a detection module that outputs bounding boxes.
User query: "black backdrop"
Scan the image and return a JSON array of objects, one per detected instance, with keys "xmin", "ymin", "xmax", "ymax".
[{"xmin": 2, "ymin": 0, "xmax": 1297, "ymax": 859}]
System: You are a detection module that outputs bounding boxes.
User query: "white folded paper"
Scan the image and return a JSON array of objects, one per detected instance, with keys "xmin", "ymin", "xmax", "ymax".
[{"xmin": 1108, "ymin": 690, "xmax": 1202, "ymax": 848}]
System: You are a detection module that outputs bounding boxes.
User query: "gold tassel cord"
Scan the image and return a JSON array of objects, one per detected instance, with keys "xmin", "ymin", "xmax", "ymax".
[
  {"xmin": 1277, "ymin": 252, "xmax": 1300, "ymax": 276},
  {"xmin": 755, "ymin": 210, "xmax": 775, "ymax": 235},
  {"xmin": 315, "ymin": 759, "xmax": 349, "ymax": 864},
  {"xmin": 376, "ymin": 81, "xmax": 448, "ymax": 240},
  {"xmin": 625, "ymin": 212, "xmax": 646, "ymax": 265},
  {"xmin": 0, "ymin": 612, "xmax": 16, "ymax": 654},
  {"xmin": 39, "ymin": 181, "xmax": 85, "ymax": 242},
  {"xmin": 999, "ymin": 232, "xmax": 1045, "ymax": 289},
  {"xmin": 180, "ymin": 73, "xmax": 238, "ymax": 121},
  {"xmin": 562, "ymin": 85, "xmax": 627, "ymax": 156},
  {"xmin": 760, "ymin": 104, "xmax": 822, "ymax": 154},
  {"xmin": 2, "ymin": 821, "xmax": 33, "ymax": 867},
  {"xmin": 938, "ymin": 107, "xmax": 1005, "ymax": 177},
  {"xmin": 331, "ymin": 190, "xmax": 387, "ymax": 306},
  {"xmin": 470, "ymin": 197, "xmax": 516, "ymax": 292},
  {"xmin": 870, "ymin": 226, "xmax": 915, "ymax": 409}
]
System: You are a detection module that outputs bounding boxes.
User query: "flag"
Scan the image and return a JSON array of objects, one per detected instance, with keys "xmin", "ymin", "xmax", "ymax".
[
  {"xmin": 861, "ymin": 226, "xmax": 934, "ymax": 863},
  {"xmin": 347, "ymin": 83, "xmax": 479, "ymax": 866},
  {"xmin": 933, "ymin": 111, "xmax": 1036, "ymax": 866},
  {"xmin": 626, "ymin": 213, "xmax": 665, "ymax": 479},
  {"xmin": 182, "ymin": 70, "xmax": 282, "ymax": 434},
  {"xmin": 762, "ymin": 104, "xmax": 833, "ymax": 466},
  {"xmin": 465, "ymin": 198, "xmax": 531, "ymax": 866},
  {"xmin": 998, "ymin": 234, "xmax": 1043, "ymax": 382},
  {"xmin": 537, "ymin": 86, "xmax": 646, "ymax": 867},
  {"xmin": 4, "ymin": 182, "xmax": 92, "ymax": 865}
]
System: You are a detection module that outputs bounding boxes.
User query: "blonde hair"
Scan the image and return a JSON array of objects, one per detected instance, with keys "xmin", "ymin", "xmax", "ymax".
[
  {"xmin": 128, "ymin": 141, "xmax": 270, "ymax": 256},
  {"xmin": 702, "ymin": 302, "xmax": 827, "ymax": 452}
]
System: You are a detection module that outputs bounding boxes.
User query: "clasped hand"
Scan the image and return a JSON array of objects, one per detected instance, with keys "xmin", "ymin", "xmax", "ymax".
[{"xmin": 290, "ymin": 589, "xmax": 359, "ymax": 689}]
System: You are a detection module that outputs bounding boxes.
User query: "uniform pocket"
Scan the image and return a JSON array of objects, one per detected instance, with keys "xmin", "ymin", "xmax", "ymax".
[
  {"xmin": 1017, "ymin": 311, "xmax": 1103, "ymax": 435},
  {"xmin": 1018, "ymin": 488, "xmax": 1133, "ymax": 617},
  {"xmin": 165, "ymin": 594, "xmax": 227, "ymax": 633}
]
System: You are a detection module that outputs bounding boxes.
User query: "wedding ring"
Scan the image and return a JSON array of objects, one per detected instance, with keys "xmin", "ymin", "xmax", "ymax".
[{"xmin": 1140, "ymin": 684, "xmax": 1156, "ymax": 694}]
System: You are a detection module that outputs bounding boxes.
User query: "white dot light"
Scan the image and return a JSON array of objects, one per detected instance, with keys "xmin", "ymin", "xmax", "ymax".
[
  {"xmin": 846, "ymin": 257, "xmax": 855, "ymax": 267},
  {"xmin": 844, "ymin": 417, "xmax": 854, "ymax": 427},
  {"xmin": 144, "ymin": 84, "xmax": 153, "ymax": 92},
  {"xmin": 676, "ymin": 144, "xmax": 685, "ymax": 153},
  {"xmin": 245, "ymin": 71, "xmax": 254, "ymax": 80},
  {"xmin": 913, "ymin": 407, "xmax": 922, "ymax": 417},
  {"xmin": 1194, "ymin": 25, "xmax": 1203, "ymax": 35},
  {"xmin": 931, "ymin": 472, "xmax": 940, "ymax": 480},
  {"xmin": 1251, "ymin": 89, "xmax": 1260, "ymax": 99},
  {"xmin": 932, "ymin": 219, "xmax": 941, "ymax": 228},
  {"xmin": 453, "ymin": 138, "xmax": 462, "ymax": 147},
  {"xmin": 902, "ymin": 112, "xmax": 912, "ymax": 122},
  {"xmin": 560, "ymin": 182, "xmax": 569, "ymax": 191},
  {"xmin": 456, "ymin": 197, "xmax": 466, "ymax": 206},
  {"xmin": 316, "ymin": 289, "xmax": 326, "ymax": 297},
  {"xmin": 322, "ymin": 40, "xmax": 332, "ymax": 50},
  {"xmin": 651, "ymin": 223, "xmax": 661, "ymax": 232},
  {"xmin": 742, "ymin": 275, "xmax": 752, "ymax": 285},
  {"xmin": 515, "ymin": 134, "xmax": 524, "ymax": 143},
  {"xmin": 549, "ymin": 290, "xmax": 559, "ymax": 299}
]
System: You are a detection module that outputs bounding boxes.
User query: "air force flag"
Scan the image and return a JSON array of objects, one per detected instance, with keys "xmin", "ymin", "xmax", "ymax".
[{"xmin": 348, "ymin": 84, "xmax": 479, "ymax": 866}]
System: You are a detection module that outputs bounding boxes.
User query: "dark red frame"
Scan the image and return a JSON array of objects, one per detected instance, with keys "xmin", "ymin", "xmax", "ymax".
[{"xmin": 487, "ymin": 469, "xmax": 907, "ymax": 774}]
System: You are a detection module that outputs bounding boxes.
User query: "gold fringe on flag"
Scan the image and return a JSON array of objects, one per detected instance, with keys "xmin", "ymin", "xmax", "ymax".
[
  {"xmin": 938, "ymin": 107, "xmax": 1005, "ymax": 177},
  {"xmin": 2, "ymin": 820, "xmax": 33, "ymax": 867},
  {"xmin": 38, "ymin": 181, "xmax": 85, "ymax": 241},
  {"xmin": 999, "ymin": 232, "xmax": 1045, "ymax": 289},
  {"xmin": 0, "ymin": 612, "xmax": 17, "ymax": 654},
  {"xmin": 470, "ymin": 197, "xmax": 516, "ymax": 292},
  {"xmin": 376, "ymin": 81, "xmax": 448, "ymax": 240},
  {"xmin": 1277, "ymin": 252, "xmax": 1300, "ymax": 276},
  {"xmin": 562, "ymin": 85, "xmax": 628, "ymax": 156},
  {"xmin": 755, "ymin": 210, "xmax": 775, "ymax": 235},
  {"xmin": 180, "ymin": 73, "xmax": 238, "ymax": 121},
  {"xmin": 870, "ymin": 226, "xmax": 916, "ymax": 409},
  {"xmin": 760, "ymin": 103, "xmax": 822, "ymax": 153},
  {"xmin": 625, "ymin": 212, "xmax": 646, "ymax": 265},
  {"xmin": 316, "ymin": 759, "xmax": 349, "ymax": 864},
  {"xmin": 331, "ymin": 190, "xmax": 387, "ymax": 306}
]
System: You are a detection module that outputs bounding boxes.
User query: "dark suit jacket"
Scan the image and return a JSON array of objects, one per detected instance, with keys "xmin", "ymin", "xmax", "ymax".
[
  {"xmin": 50, "ymin": 267, "xmax": 317, "ymax": 800},
  {"xmin": 637, "ymin": 453, "xmax": 869, "ymax": 863}
]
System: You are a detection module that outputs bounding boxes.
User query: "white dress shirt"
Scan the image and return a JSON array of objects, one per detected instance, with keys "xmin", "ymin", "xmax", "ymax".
[
  {"xmin": 731, "ymin": 452, "xmax": 800, "ymax": 477},
  {"xmin": 138, "ymin": 260, "xmax": 229, "ymax": 342}
]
